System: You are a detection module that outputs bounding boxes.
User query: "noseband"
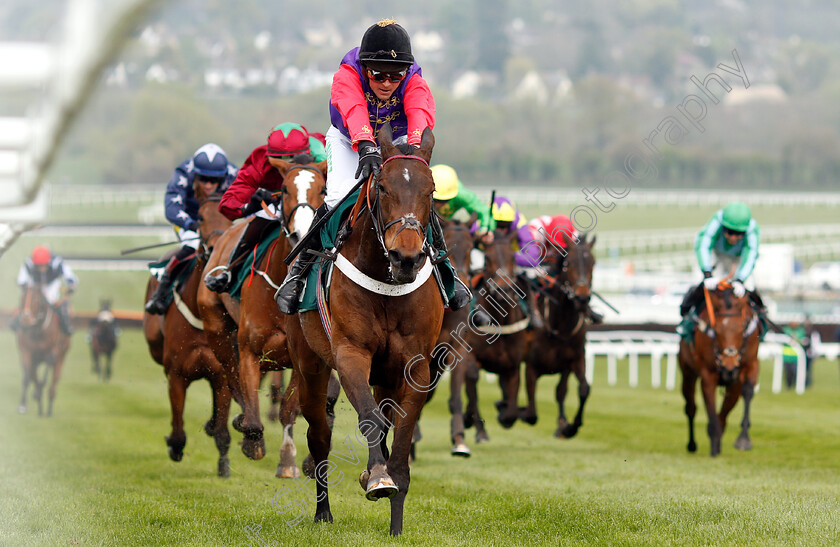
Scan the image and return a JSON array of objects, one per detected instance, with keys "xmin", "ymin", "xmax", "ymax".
[{"xmin": 711, "ymin": 302, "xmax": 752, "ymax": 373}]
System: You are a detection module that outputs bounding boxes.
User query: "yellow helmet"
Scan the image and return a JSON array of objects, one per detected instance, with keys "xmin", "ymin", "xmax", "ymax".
[
  {"xmin": 431, "ymin": 164, "xmax": 460, "ymax": 200},
  {"xmin": 492, "ymin": 201, "xmax": 516, "ymax": 223}
]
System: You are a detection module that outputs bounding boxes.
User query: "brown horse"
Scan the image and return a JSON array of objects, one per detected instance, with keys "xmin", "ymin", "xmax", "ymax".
[
  {"xmin": 465, "ymin": 229, "xmax": 531, "ymax": 429},
  {"xmin": 143, "ymin": 181, "xmax": 235, "ymax": 476},
  {"xmin": 285, "ymin": 124, "xmax": 443, "ymax": 536},
  {"xmin": 522, "ymin": 234, "xmax": 596, "ymax": 438},
  {"xmin": 197, "ymin": 156, "xmax": 337, "ymax": 478},
  {"xmin": 90, "ymin": 299, "xmax": 118, "ymax": 382},
  {"xmin": 678, "ymin": 282, "xmax": 761, "ymax": 456},
  {"xmin": 418, "ymin": 218, "xmax": 488, "ymax": 458},
  {"xmin": 15, "ymin": 281, "xmax": 71, "ymax": 416}
]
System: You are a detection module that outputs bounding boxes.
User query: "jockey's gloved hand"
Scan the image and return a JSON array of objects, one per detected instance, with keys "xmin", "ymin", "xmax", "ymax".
[
  {"xmin": 240, "ymin": 188, "xmax": 275, "ymax": 216},
  {"xmin": 703, "ymin": 276, "xmax": 718, "ymax": 290},
  {"xmin": 732, "ymin": 279, "xmax": 746, "ymax": 297},
  {"xmin": 355, "ymin": 140, "xmax": 382, "ymax": 180},
  {"xmin": 185, "ymin": 219, "xmax": 199, "ymax": 232},
  {"xmin": 703, "ymin": 271, "xmax": 712, "ymax": 279}
]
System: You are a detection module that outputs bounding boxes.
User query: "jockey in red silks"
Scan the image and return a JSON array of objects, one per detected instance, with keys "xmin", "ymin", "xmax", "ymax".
[
  {"xmin": 524, "ymin": 214, "xmax": 603, "ymax": 324},
  {"xmin": 204, "ymin": 123, "xmax": 327, "ymax": 293},
  {"xmin": 274, "ymin": 19, "xmax": 470, "ymax": 314},
  {"xmin": 14, "ymin": 246, "xmax": 78, "ymax": 335},
  {"xmin": 145, "ymin": 144, "xmax": 237, "ymax": 314}
]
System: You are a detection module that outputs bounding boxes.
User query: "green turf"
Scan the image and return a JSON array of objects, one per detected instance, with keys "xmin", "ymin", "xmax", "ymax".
[{"xmin": 0, "ymin": 329, "xmax": 837, "ymax": 546}]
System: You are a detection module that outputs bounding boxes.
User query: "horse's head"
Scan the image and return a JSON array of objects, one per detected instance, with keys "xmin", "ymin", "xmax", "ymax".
[
  {"xmin": 193, "ymin": 178, "xmax": 231, "ymax": 256},
  {"xmin": 443, "ymin": 218, "xmax": 473, "ymax": 284},
  {"xmin": 556, "ymin": 233, "xmax": 596, "ymax": 310},
  {"xmin": 18, "ymin": 281, "xmax": 50, "ymax": 330},
  {"xmin": 374, "ymin": 123, "xmax": 435, "ymax": 283},
  {"xmin": 481, "ymin": 229, "xmax": 520, "ymax": 302},
  {"xmin": 268, "ymin": 155, "xmax": 327, "ymax": 245},
  {"xmin": 706, "ymin": 286, "xmax": 754, "ymax": 385}
]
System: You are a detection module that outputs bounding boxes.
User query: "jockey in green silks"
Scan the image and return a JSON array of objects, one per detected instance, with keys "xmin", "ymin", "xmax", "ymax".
[
  {"xmin": 431, "ymin": 164, "xmax": 495, "ymax": 242},
  {"xmin": 678, "ymin": 201, "xmax": 764, "ymax": 336}
]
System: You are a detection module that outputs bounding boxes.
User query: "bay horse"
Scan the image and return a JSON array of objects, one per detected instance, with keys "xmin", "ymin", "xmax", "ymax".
[
  {"xmin": 142, "ymin": 180, "xmax": 235, "ymax": 477},
  {"xmin": 417, "ymin": 217, "xmax": 488, "ymax": 458},
  {"xmin": 465, "ymin": 229, "xmax": 531, "ymax": 429},
  {"xmin": 197, "ymin": 155, "xmax": 339, "ymax": 479},
  {"xmin": 521, "ymin": 234, "xmax": 596, "ymax": 438},
  {"xmin": 285, "ymin": 124, "xmax": 443, "ymax": 536},
  {"xmin": 15, "ymin": 279, "xmax": 71, "ymax": 416},
  {"xmin": 678, "ymin": 281, "xmax": 761, "ymax": 456},
  {"xmin": 90, "ymin": 299, "xmax": 118, "ymax": 382}
]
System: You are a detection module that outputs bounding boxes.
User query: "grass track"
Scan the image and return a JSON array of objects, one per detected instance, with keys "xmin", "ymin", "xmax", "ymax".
[{"xmin": 0, "ymin": 330, "xmax": 838, "ymax": 546}]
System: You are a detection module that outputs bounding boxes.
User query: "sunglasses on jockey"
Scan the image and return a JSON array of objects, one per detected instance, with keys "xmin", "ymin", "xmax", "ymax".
[
  {"xmin": 195, "ymin": 175, "xmax": 225, "ymax": 185},
  {"xmin": 366, "ymin": 67, "xmax": 408, "ymax": 83},
  {"xmin": 723, "ymin": 227, "xmax": 745, "ymax": 237}
]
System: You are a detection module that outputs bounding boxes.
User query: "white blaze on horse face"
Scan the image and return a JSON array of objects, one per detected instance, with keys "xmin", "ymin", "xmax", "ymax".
[
  {"xmin": 292, "ymin": 171, "xmax": 315, "ymax": 237},
  {"xmin": 403, "ymin": 168, "xmax": 410, "ymax": 182}
]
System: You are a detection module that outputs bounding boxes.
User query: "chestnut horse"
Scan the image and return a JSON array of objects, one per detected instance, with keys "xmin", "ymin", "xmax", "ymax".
[
  {"xmin": 286, "ymin": 125, "xmax": 443, "ymax": 536},
  {"xmin": 678, "ymin": 282, "xmax": 761, "ymax": 457},
  {"xmin": 143, "ymin": 181, "xmax": 234, "ymax": 476},
  {"xmin": 521, "ymin": 234, "xmax": 596, "ymax": 438},
  {"xmin": 418, "ymin": 218, "xmax": 488, "ymax": 458},
  {"xmin": 466, "ymin": 229, "xmax": 531, "ymax": 429},
  {"xmin": 15, "ymin": 280, "xmax": 71, "ymax": 416},
  {"xmin": 90, "ymin": 299, "xmax": 118, "ymax": 382},
  {"xmin": 198, "ymin": 155, "xmax": 338, "ymax": 479}
]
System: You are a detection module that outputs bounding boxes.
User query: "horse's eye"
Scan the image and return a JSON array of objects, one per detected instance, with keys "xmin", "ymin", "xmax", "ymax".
[{"xmin": 376, "ymin": 184, "xmax": 386, "ymax": 194}]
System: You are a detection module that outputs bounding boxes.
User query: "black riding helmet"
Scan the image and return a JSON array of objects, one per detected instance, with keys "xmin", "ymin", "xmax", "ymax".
[{"xmin": 359, "ymin": 19, "xmax": 414, "ymax": 72}]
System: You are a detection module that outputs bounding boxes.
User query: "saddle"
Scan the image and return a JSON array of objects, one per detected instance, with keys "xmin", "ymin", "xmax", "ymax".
[{"xmin": 147, "ymin": 256, "xmax": 197, "ymax": 309}]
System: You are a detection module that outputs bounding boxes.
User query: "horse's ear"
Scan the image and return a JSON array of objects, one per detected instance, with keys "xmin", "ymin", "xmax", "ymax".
[
  {"xmin": 314, "ymin": 160, "xmax": 328, "ymax": 178},
  {"xmin": 588, "ymin": 234, "xmax": 596, "ymax": 248},
  {"xmin": 415, "ymin": 127, "xmax": 434, "ymax": 163},
  {"xmin": 378, "ymin": 123, "xmax": 398, "ymax": 159},
  {"xmin": 268, "ymin": 156, "xmax": 292, "ymax": 176}
]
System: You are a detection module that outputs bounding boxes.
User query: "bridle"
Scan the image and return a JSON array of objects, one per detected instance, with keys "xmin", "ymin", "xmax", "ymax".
[
  {"xmin": 443, "ymin": 222, "xmax": 472, "ymax": 282},
  {"xmin": 539, "ymin": 242, "xmax": 593, "ymax": 338},
  {"xmin": 197, "ymin": 194, "xmax": 226, "ymax": 258},
  {"xmin": 367, "ymin": 154, "xmax": 432, "ymax": 263},
  {"xmin": 19, "ymin": 282, "xmax": 52, "ymax": 331},
  {"xmin": 708, "ymin": 290, "xmax": 754, "ymax": 374},
  {"xmin": 266, "ymin": 164, "xmax": 324, "ymax": 242}
]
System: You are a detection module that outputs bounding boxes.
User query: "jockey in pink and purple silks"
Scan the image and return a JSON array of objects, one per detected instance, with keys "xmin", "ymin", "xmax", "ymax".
[{"xmin": 274, "ymin": 19, "xmax": 470, "ymax": 314}]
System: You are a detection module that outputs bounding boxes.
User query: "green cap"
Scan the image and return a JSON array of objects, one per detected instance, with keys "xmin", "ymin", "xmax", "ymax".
[{"xmin": 721, "ymin": 201, "xmax": 751, "ymax": 232}]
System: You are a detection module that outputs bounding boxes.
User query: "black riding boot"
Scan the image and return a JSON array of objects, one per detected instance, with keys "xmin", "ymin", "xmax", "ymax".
[
  {"xmin": 679, "ymin": 282, "xmax": 704, "ymax": 317},
  {"xmin": 275, "ymin": 204, "xmax": 328, "ymax": 315},
  {"xmin": 57, "ymin": 302, "xmax": 73, "ymax": 335},
  {"xmin": 205, "ymin": 216, "xmax": 274, "ymax": 293},
  {"xmin": 145, "ymin": 246, "xmax": 195, "ymax": 315},
  {"xmin": 587, "ymin": 307, "xmax": 604, "ymax": 325},
  {"xmin": 429, "ymin": 211, "xmax": 471, "ymax": 310}
]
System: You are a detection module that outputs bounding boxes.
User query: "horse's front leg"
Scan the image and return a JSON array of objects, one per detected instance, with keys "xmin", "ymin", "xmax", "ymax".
[
  {"xmin": 562, "ymin": 356, "xmax": 590, "ymax": 438},
  {"xmin": 700, "ymin": 371, "xmax": 722, "ymax": 456},
  {"xmin": 238, "ymin": 347, "xmax": 266, "ymax": 460},
  {"xmin": 554, "ymin": 371, "xmax": 571, "ymax": 438},
  {"xmin": 734, "ymin": 361, "xmax": 759, "ymax": 451},
  {"xmin": 386, "ymin": 367, "xmax": 431, "ymax": 536},
  {"xmin": 519, "ymin": 360, "xmax": 539, "ymax": 426},
  {"xmin": 46, "ymin": 353, "xmax": 67, "ymax": 417},
  {"xmin": 165, "ymin": 373, "xmax": 188, "ymax": 461},
  {"xmin": 267, "ymin": 370, "xmax": 284, "ymax": 422},
  {"xmin": 680, "ymin": 359, "xmax": 698, "ymax": 453},
  {"xmin": 18, "ymin": 352, "xmax": 33, "ymax": 414},
  {"xmin": 335, "ymin": 346, "xmax": 395, "ymax": 501},
  {"xmin": 297, "ymin": 364, "xmax": 334, "ymax": 524},
  {"xmin": 497, "ymin": 367, "xmax": 521, "ymax": 429},
  {"xmin": 448, "ymin": 360, "xmax": 470, "ymax": 456},
  {"xmin": 208, "ymin": 370, "xmax": 232, "ymax": 477},
  {"xmin": 277, "ymin": 369, "xmax": 301, "ymax": 479},
  {"xmin": 464, "ymin": 360, "xmax": 489, "ymax": 442}
]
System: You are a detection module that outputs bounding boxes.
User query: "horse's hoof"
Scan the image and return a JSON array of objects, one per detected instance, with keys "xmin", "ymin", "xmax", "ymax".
[
  {"xmin": 267, "ymin": 407, "xmax": 279, "ymax": 422},
  {"xmin": 204, "ymin": 420, "xmax": 216, "ymax": 437},
  {"xmin": 168, "ymin": 446, "xmax": 184, "ymax": 462},
  {"xmin": 451, "ymin": 443, "xmax": 471, "ymax": 457},
  {"xmin": 734, "ymin": 437, "xmax": 752, "ymax": 451},
  {"xmin": 302, "ymin": 454, "xmax": 315, "ymax": 479},
  {"xmin": 519, "ymin": 407, "xmax": 538, "ymax": 425},
  {"xmin": 232, "ymin": 414, "xmax": 245, "ymax": 433},
  {"xmin": 463, "ymin": 414, "xmax": 475, "ymax": 429},
  {"xmin": 17, "ymin": 405, "xmax": 26, "ymax": 414},
  {"xmin": 497, "ymin": 414, "xmax": 516, "ymax": 429},
  {"xmin": 359, "ymin": 469, "xmax": 370, "ymax": 491},
  {"xmin": 494, "ymin": 400, "xmax": 507, "ymax": 412},
  {"xmin": 241, "ymin": 436, "xmax": 266, "ymax": 460},
  {"xmin": 687, "ymin": 441, "xmax": 697, "ymax": 453},
  {"xmin": 365, "ymin": 477, "xmax": 398, "ymax": 501},
  {"xmin": 475, "ymin": 430, "xmax": 490, "ymax": 443},
  {"xmin": 560, "ymin": 425, "xmax": 579, "ymax": 438},
  {"xmin": 276, "ymin": 464, "xmax": 301, "ymax": 479},
  {"xmin": 218, "ymin": 457, "xmax": 230, "ymax": 478}
]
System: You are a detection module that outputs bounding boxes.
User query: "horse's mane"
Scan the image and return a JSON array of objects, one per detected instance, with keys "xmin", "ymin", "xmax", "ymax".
[{"xmin": 394, "ymin": 143, "xmax": 415, "ymax": 155}]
